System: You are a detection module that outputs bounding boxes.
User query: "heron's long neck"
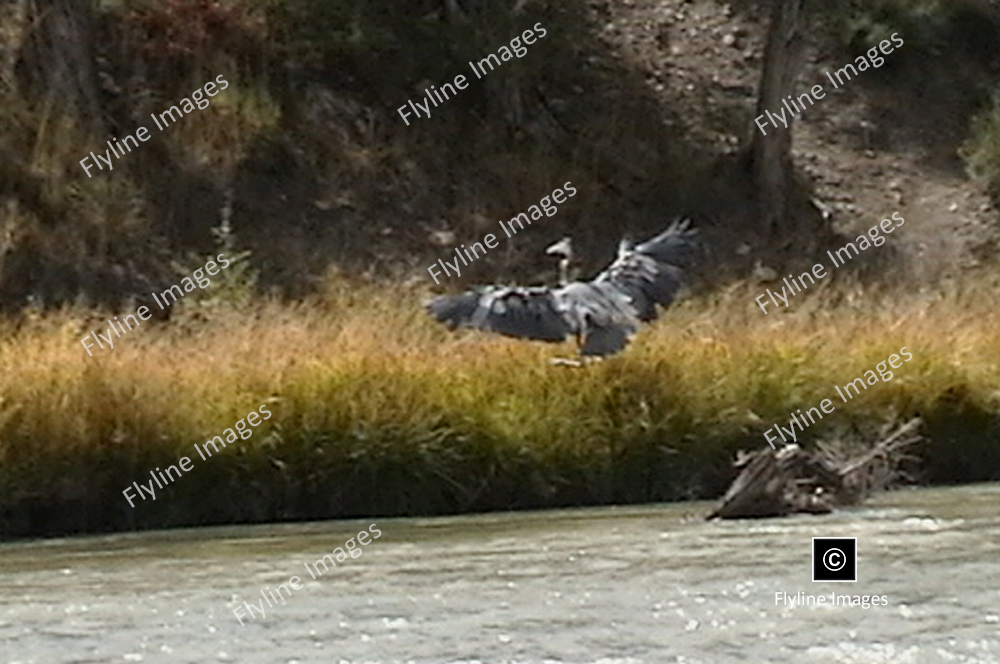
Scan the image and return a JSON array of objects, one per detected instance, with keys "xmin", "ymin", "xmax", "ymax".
[{"xmin": 558, "ymin": 258, "xmax": 570, "ymax": 286}]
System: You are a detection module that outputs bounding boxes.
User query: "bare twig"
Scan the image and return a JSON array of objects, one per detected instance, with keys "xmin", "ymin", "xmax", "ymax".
[{"xmin": 708, "ymin": 417, "xmax": 924, "ymax": 519}]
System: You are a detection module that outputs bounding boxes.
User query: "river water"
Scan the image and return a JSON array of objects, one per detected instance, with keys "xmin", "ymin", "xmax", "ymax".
[{"xmin": 1, "ymin": 483, "xmax": 998, "ymax": 664}]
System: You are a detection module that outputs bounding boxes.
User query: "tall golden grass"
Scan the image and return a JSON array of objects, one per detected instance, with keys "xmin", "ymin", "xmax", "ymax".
[{"xmin": 2, "ymin": 270, "xmax": 999, "ymax": 539}]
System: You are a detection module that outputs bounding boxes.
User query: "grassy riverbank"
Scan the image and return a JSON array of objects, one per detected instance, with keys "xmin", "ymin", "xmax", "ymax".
[{"xmin": 2, "ymin": 272, "xmax": 1000, "ymax": 539}]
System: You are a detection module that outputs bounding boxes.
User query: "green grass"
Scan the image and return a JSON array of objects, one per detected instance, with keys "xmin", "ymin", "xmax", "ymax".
[{"xmin": 2, "ymin": 270, "xmax": 999, "ymax": 539}]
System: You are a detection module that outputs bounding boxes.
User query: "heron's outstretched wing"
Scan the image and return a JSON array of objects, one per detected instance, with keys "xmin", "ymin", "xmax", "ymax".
[
  {"xmin": 552, "ymin": 281, "xmax": 640, "ymax": 355},
  {"xmin": 426, "ymin": 286, "xmax": 570, "ymax": 342},
  {"xmin": 594, "ymin": 218, "xmax": 698, "ymax": 322},
  {"xmin": 632, "ymin": 218, "xmax": 699, "ymax": 263},
  {"xmin": 424, "ymin": 219, "xmax": 698, "ymax": 358}
]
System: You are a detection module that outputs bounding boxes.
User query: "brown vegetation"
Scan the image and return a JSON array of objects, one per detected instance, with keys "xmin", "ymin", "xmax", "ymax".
[
  {"xmin": 2, "ymin": 1, "xmax": 1000, "ymax": 538},
  {"xmin": 2, "ymin": 272, "xmax": 999, "ymax": 538}
]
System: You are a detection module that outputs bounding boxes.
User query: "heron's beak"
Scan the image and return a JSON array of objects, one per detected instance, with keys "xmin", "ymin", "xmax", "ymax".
[{"xmin": 546, "ymin": 237, "xmax": 573, "ymax": 259}]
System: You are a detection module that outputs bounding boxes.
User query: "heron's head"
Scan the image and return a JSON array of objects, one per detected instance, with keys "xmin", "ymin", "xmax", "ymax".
[
  {"xmin": 545, "ymin": 237, "xmax": 574, "ymax": 262},
  {"xmin": 546, "ymin": 237, "xmax": 574, "ymax": 286}
]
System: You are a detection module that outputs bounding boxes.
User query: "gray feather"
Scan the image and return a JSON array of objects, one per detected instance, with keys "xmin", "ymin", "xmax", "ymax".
[
  {"xmin": 595, "ymin": 218, "xmax": 697, "ymax": 322},
  {"xmin": 427, "ymin": 287, "xmax": 569, "ymax": 341},
  {"xmin": 425, "ymin": 219, "xmax": 697, "ymax": 357},
  {"xmin": 580, "ymin": 325, "xmax": 631, "ymax": 356}
]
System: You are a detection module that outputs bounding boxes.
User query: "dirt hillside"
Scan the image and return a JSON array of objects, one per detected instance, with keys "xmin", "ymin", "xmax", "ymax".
[{"xmin": 590, "ymin": 0, "xmax": 998, "ymax": 287}]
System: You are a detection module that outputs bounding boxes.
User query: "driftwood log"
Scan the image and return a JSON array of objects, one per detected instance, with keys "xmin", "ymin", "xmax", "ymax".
[{"xmin": 708, "ymin": 417, "xmax": 922, "ymax": 519}]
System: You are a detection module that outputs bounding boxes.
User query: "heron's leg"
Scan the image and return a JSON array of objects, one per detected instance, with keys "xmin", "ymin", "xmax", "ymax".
[
  {"xmin": 549, "ymin": 332, "xmax": 586, "ymax": 367},
  {"xmin": 548, "ymin": 355, "xmax": 604, "ymax": 368},
  {"xmin": 549, "ymin": 357, "xmax": 583, "ymax": 367}
]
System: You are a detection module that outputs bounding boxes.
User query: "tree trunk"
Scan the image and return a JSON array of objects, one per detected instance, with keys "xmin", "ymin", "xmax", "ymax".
[
  {"xmin": 0, "ymin": 0, "xmax": 29, "ymax": 89},
  {"xmin": 0, "ymin": 0, "xmax": 101, "ymax": 228},
  {"xmin": 707, "ymin": 445, "xmax": 838, "ymax": 519},
  {"xmin": 752, "ymin": 0, "xmax": 807, "ymax": 238},
  {"xmin": 16, "ymin": 0, "xmax": 104, "ymax": 132}
]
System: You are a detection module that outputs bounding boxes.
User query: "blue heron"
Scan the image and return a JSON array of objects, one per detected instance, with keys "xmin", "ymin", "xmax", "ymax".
[{"xmin": 426, "ymin": 218, "xmax": 698, "ymax": 358}]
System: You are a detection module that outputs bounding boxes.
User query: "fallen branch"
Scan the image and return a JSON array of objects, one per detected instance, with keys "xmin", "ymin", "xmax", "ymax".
[{"xmin": 707, "ymin": 417, "xmax": 923, "ymax": 520}]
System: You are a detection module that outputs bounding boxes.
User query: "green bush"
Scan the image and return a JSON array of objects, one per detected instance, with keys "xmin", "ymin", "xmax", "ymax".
[
  {"xmin": 816, "ymin": 0, "xmax": 954, "ymax": 53},
  {"xmin": 963, "ymin": 96, "xmax": 1000, "ymax": 201}
]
